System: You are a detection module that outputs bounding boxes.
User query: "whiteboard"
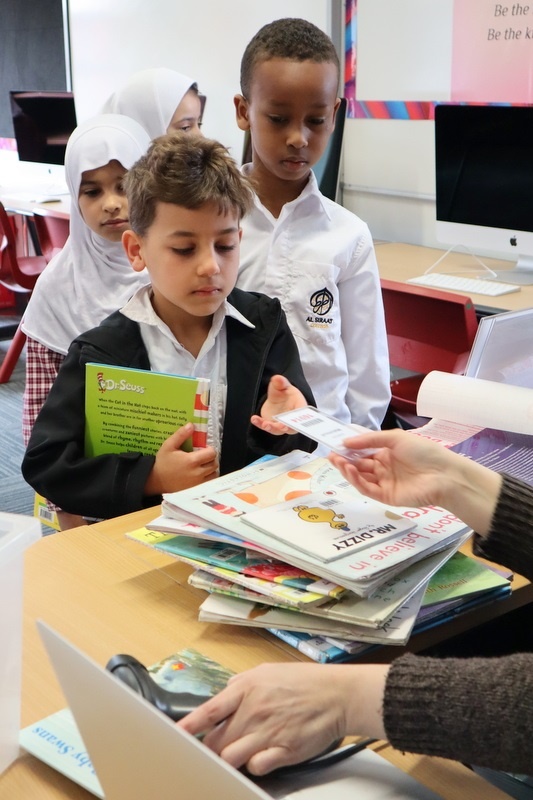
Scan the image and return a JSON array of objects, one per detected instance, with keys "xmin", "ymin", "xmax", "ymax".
[{"xmin": 67, "ymin": 0, "xmax": 330, "ymax": 162}]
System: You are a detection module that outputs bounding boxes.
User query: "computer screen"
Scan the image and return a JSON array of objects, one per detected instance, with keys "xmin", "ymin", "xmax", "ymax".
[
  {"xmin": 9, "ymin": 90, "xmax": 77, "ymax": 166},
  {"xmin": 435, "ymin": 104, "xmax": 533, "ymax": 284}
]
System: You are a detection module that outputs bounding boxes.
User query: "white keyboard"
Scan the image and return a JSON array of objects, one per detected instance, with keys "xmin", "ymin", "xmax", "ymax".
[{"xmin": 407, "ymin": 272, "xmax": 520, "ymax": 297}]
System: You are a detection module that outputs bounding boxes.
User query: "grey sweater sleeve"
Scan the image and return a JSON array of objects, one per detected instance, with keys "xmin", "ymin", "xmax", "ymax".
[{"xmin": 383, "ymin": 473, "xmax": 533, "ymax": 773}]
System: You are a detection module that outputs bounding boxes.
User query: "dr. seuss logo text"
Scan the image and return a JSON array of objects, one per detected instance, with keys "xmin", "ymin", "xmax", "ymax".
[
  {"xmin": 306, "ymin": 287, "xmax": 334, "ymax": 328},
  {"xmin": 96, "ymin": 371, "xmax": 145, "ymax": 394}
]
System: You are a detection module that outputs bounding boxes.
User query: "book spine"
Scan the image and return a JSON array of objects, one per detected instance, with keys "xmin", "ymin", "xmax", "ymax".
[
  {"xmin": 324, "ymin": 636, "xmax": 374, "ymax": 655},
  {"xmin": 266, "ymin": 628, "xmax": 344, "ymax": 663},
  {"xmin": 192, "ymin": 378, "xmax": 210, "ymax": 449}
]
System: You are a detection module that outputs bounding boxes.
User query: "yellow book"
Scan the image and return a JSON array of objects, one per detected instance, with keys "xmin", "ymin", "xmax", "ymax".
[{"xmin": 33, "ymin": 493, "xmax": 60, "ymax": 531}]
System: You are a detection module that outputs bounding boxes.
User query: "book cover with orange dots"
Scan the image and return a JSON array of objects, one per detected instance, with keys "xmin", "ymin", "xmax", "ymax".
[{"xmin": 161, "ymin": 450, "xmax": 470, "ymax": 596}]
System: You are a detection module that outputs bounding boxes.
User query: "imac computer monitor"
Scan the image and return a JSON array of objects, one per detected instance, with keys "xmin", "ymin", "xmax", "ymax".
[
  {"xmin": 435, "ymin": 103, "xmax": 533, "ymax": 285},
  {"xmin": 9, "ymin": 90, "xmax": 77, "ymax": 166}
]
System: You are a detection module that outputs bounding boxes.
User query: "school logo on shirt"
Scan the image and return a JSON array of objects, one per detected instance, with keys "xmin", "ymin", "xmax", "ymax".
[
  {"xmin": 306, "ymin": 287, "xmax": 334, "ymax": 328},
  {"xmin": 310, "ymin": 287, "xmax": 333, "ymax": 315}
]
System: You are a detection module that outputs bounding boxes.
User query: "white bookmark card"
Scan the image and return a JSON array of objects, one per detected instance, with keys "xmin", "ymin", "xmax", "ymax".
[{"xmin": 274, "ymin": 406, "xmax": 375, "ymax": 461}]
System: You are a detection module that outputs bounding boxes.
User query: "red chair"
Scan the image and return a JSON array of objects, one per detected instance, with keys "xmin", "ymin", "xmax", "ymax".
[
  {"xmin": 32, "ymin": 208, "xmax": 69, "ymax": 262},
  {"xmin": 380, "ymin": 278, "xmax": 479, "ymax": 427},
  {"xmin": 0, "ymin": 202, "xmax": 48, "ymax": 383}
]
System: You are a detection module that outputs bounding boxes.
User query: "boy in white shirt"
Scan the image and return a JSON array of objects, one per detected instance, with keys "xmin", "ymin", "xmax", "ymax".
[
  {"xmin": 234, "ymin": 18, "xmax": 391, "ymax": 430},
  {"xmin": 22, "ymin": 134, "xmax": 316, "ymax": 521}
]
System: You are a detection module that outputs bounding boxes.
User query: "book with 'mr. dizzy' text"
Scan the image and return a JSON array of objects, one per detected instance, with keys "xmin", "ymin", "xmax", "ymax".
[
  {"xmin": 241, "ymin": 488, "xmax": 416, "ymax": 563},
  {"xmin": 84, "ymin": 363, "xmax": 209, "ymax": 457}
]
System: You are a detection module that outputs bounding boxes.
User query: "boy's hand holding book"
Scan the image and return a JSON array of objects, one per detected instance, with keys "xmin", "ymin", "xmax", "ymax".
[
  {"xmin": 144, "ymin": 423, "xmax": 219, "ymax": 496},
  {"xmin": 250, "ymin": 374, "xmax": 308, "ymax": 436}
]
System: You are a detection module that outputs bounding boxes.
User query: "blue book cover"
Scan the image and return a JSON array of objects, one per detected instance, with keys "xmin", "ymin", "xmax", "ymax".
[{"xmin": 267, "ymin": 628, "xmax": 375, "ymax": 664}]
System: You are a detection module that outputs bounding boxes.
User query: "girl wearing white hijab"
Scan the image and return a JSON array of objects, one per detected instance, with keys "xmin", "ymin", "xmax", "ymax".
[
  {"xmin": 101, "ymin": 68, "xmax": 204, "ymax": 138},
  {"xmin": 22, "ymin": 114, "xmax": 151, "ymax": 463}
]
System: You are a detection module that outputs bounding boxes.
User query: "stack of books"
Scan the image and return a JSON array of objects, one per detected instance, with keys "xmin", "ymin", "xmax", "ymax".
[{"xmin": 127, "ymin": 449, "xmax": 512, "ymax": 662}]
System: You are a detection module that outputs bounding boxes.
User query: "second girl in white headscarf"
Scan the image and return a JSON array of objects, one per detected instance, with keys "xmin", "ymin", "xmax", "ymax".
[{"xmin": 101, "ymin": 67, "xmax": 204, "ymax": 138}]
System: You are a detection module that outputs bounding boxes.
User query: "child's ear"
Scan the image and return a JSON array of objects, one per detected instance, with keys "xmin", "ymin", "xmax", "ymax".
[
  {"xmin": 234, "ymin": 94, "xmax": 250, "ymax": 131},
  {"xmin": 122, "ymin": 229, "xmax": 147, "ymax": 272},
  {"xmin": 332, "ymin": 97, "xmax": 342, "ymax": 122}
]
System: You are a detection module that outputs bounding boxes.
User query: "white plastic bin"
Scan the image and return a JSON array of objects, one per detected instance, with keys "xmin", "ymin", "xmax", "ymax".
[{"xmin": 0, "ymin": 512, "xmax": 40, "ymax": 775}]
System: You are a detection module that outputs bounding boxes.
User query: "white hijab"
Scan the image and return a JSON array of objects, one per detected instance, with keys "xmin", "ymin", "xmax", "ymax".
[
  {"xmin": 101, "ymin": 68, "xmax": 197, "ymax": 138},
  {"xmin": 22, "ymin": 114, "xmax": 151, "ymax": 355}
]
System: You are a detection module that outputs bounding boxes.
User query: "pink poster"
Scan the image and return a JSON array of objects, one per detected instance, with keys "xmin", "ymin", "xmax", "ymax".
[{"xmin": 452, "ymin": 0, "xmax": 533, "ymax": 103}]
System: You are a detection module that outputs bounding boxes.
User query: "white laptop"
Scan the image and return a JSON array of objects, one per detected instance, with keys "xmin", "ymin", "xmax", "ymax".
[{"xmin": 36, "ymin": 621, "xmax": 442, "ymax": 800}]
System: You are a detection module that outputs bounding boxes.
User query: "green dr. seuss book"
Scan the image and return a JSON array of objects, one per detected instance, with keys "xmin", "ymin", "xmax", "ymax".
[{"xmin": 84, "ymin": 363, "xmax": 209, "ymax": 457}]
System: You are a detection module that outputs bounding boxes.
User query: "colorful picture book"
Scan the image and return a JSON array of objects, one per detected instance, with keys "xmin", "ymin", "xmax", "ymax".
[
  {"xmin": 19, "ymin": 707, "xmax": 104, "ymax": 798},
  {"xmin": 421, "ymin": 550, "xmax": 512, "ymax": 608},
  {"xmin": 241, "ymin": 488, "xmax": 415, "ymax": 563},
  {"xmin": 122, "ymin": 444, "xmax": 514, "ymax": 664},
  {"xmin": 189, "ymin": 563, "xmax": 337, "ymax": 610},
  {"xmin": 265, "ymin": 554, "xmax": 512, "ymax": 663},
  {"xmin": 415, "ymin": 584, "xmax": 512, "ymax": 632},
  {"xmin": 145, "ymin": 515, "xmax": 243, "ymax": 547},
  {"xmin": 146, "ymin": 646, "xmax": 234, "ymax": 695},
  {"xmin": 187, "ymin": 569, "xmax": 324, "ymax": 609},
  {"xmin": 126, "ymin": 528, "xmax": 345, "ymax": 598},
  {"xmin": 187, "ymin": 541, "xmax": 462, "ymax": 629},
  {"xmin": 84, "ymin": 363, "xmax": 209, "ymax": 457},
  {"xmin": 197, "ymin": 585, "xmax": 427, "ymax": 645},
  {"xmin": 159, "ymin": 449, "xmax": 471, "ymax": 596},
  {"xmin": 267, "ymin": 579, "xmax": 512, "ymax": 664},
  {"xmin": 33, "ymin": 492, "xmax": 60, "ymax": 531},
  {"xmin": 267, "ymin": 629, "xmax": 375, "ymax": 664}
]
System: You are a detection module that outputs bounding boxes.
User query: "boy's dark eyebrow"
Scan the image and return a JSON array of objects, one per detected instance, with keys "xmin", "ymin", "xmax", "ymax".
[
  {"xmin": 266, "ymin": 99, "xmax": 330, "ymax": 111},
  {"xmin": 169, "ymin": 226, "xmax": 239, "ymax": 237}
]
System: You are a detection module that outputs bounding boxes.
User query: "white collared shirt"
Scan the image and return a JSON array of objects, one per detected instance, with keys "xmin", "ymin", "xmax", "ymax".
[
  {"xmin": 120, "ymin": 285, "xmax": 255, "ymax": 455},
  {"xmin": 237, "ymin": 167, "xmax": 391, "ymax": 429}
]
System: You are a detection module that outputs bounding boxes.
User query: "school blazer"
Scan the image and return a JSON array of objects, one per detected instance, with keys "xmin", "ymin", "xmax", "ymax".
[{"xmin": 22, "ymin": 288, "xmax": 316, "ymax": 519}]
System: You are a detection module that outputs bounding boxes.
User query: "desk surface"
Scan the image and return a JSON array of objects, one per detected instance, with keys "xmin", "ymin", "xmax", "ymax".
[
  {"xmin": 376, "ymin": 241, "xmax": 533, "ymax": 314},
  {"xmin": 1, "ymin": 506, "xmax": 524, "ymax": 799},
  {"xmin": 2, "ymin": 193, "xmax": 70, "ymax": 220}
]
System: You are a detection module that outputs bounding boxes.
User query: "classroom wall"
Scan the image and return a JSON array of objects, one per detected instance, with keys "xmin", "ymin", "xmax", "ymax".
[
  {"xmin": 341, "ymin": 119, "xmax": 440, "ymax": 250},
  {"xmin": 340, "ymin": 0, "xmax": 517, "ymax": 261},
  {"xmin": 340, "ymin": 0, "xmax": 445, "ymax": 253},
  {"xmin": 67, "ymin": 0, "xmax": 331, "ymax": 166}
]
